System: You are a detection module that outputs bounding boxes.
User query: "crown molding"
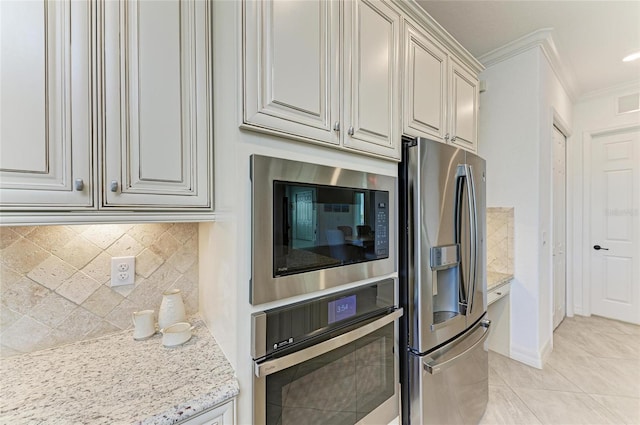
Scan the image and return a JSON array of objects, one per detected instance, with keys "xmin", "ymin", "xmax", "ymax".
[
  {"xmin": 577, "ymin": 80, "xmax": 640, "ymax": 102},
  {"xmin": 478, "ymin": 28, "xmax": 577, "ymax": 101}
]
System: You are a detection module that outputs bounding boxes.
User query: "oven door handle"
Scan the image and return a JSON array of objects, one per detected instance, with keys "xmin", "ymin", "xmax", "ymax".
[{"xmin": 254, "ymin": 308, "xmax": 403, "ymax": 378}]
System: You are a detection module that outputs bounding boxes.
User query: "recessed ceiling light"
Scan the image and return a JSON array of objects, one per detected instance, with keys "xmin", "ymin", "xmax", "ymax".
[{"xmin": 622, "ymin": 51, "xmax": 640, "ymax": 62}]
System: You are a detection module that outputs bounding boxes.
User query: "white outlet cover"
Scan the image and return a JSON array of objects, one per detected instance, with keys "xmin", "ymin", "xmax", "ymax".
[{"xmin": 111, "ymin": 256, "xmax": 135, "ymax": 286}]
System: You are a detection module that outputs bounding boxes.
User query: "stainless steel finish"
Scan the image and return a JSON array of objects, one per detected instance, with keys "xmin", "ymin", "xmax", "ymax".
[
  {"xmin": 430, "ymin": 245, "xmax": 459, "ymax": 270},
  {"xmin": 251, "ymin": 312, "xmax": 267, "ymax": 359},
  {"xmin": 348, "ymin": 126, "xmax": 354, "ymax": 135},
  {"xmin": 444, "ymin": 133, "xmax": 450, "ymax": 141},
  {"xmin": 254, "ymin": 308, "xmax": 402, "ymax": 378},
  {"xmin": 423, "ymin": 319, "xmax": 490, "ymax": 374},
  {"xmin": 333, "ymin": 121, "xmax": 340, "ymax": 131},
  {"xmin": 451, "ymin": 135, "xmax": 457, "ymax": 142},
  {"xmin": 409, "ymin": 314, "xmax": 489, "ymax": 425},
  {"xmin": 74, "ymin": 178, "xmax": 84, "ymax": 191},
  {"xmin": 250, "ymin": 155, "xmax": 396, "ymax": 305},
  {"xmin": 109, "ymin": 180, "xmax": 118, "ymax": 192}
]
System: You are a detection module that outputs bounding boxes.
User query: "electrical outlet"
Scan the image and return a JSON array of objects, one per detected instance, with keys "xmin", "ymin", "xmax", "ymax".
[{"xmin": 111, "ymin": 256, "xmax": 135, "ymax": 287}]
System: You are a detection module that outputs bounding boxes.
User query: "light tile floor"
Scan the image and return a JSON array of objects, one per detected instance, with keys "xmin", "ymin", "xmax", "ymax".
[{"xmin": 480, "ymin": 315, "xmax": 640, "ymax": 425}]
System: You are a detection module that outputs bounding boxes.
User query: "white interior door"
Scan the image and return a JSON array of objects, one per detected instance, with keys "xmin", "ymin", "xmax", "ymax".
[
  {"xmin": 590, "ymin": 129, "xmax": 640, "ymax": 324},
  {"xmin": 552, "ymin": 127, "xmax": 567, "ymax": 329}
]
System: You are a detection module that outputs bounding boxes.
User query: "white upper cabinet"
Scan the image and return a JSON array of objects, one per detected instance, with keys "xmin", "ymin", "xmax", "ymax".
[
  {"xmin": 1, "ymin": 0, "xmax": 213, "ymax": 216},
  {"xmin": 243, "ymin": 0, "xmax": 340, "ymax": 146},
  {"xmin": 343, "ymin": 0, "xmax": 401, "ymax": 159},
  {"xmin": 243, "ymin": 0, "xmax": 402, "ymax": 160},
  {"xmin": 403, "ymin": 20, "xmax": 447, "ymax": 141},
  {"xmin": 449, "ymin": 57, "xmax": 479, "ymax": 152},
  {"xmin": 0, "ymin": 0, "xmax": 93, "ymax": 209},
  {"xmin": 101, "ymin": 0, "xmax": 212, "ymax": 208},
  {"xmin": 402, "ymin": 16, "xmax": 479, "ymax": 152}
]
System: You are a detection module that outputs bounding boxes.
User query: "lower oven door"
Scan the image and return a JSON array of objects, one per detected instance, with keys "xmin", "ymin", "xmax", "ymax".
[{"xmin": 254, "ymin": 308, "xmax": 402, "ymax": 425}]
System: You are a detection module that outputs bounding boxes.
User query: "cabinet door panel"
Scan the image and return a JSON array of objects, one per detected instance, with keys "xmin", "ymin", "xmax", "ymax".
[
  {"xmin": 450, "ymin": 59, "xmax": 478, "ymax": 152},
  {"xmin": 0, "ymin": 0, "xmax": 93, "ymax": 208},
  {"xmin": 403, "ymin": 21, "xmax": 447, "ymax": 140},
  {"xmin": 244, "ymin": 0, "xmax": 339, "ymax": 145},
  {"xmin": 344, "ymin": 0, "xmax": 400, "ymax": 159},
  {"xmin": 103, "ymin": 0, "xmax": 211, "ymax": 208}
]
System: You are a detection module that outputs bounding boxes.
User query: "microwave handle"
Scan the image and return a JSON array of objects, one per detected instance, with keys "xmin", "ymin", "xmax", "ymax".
[{"xmin": 254, "ymin": 308, "xmax": 403, "ymax": 378}]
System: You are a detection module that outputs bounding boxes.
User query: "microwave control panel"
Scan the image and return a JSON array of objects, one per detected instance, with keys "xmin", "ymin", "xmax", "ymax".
[{"xmin": 375, "ymin": 192, "xmax": 389, "ymax": 258}]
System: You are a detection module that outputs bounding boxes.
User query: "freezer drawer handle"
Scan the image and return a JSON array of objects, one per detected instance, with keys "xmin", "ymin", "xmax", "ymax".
[{"xmin": 423, "ymin": 320, "xmax": 491, "ymax": 375}]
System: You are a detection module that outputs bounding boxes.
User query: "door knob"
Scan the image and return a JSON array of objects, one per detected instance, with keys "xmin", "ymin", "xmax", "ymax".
[{"xmin": 593, "ymin": 244, "xmax": 609, "ymax": 251}]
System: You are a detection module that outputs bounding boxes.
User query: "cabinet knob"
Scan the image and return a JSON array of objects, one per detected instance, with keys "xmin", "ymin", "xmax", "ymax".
[
  {"xmin": 451, "ymin": 135, "xmax": 457, "ymax": 142},
  {"xmin": 333, "ymin": 122, "xmax": 340, "ymax": 132},
  {"xmin": 74, "ymin": 178, "xmax": 84, "ymax": 191},
  {"xmin": 348, "ymin": 126, "xmax": 354, "ymax": 136},
  {"xmin": 110, "ymin": 180, "xmax": 119, "ymax": 192},
  {"xmin": 444, "ymin": 133, "xmax": 450, "ymax": 141}
]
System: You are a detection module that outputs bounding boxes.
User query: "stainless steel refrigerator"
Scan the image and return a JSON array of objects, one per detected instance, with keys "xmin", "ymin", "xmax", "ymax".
[{"xmin": 399, "ymin": 136, "xmax": 491, "ymax": 424}]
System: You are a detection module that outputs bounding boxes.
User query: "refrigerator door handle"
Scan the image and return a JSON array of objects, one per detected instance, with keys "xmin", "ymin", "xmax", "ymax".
[
  {"xmin": 422, "ymin": 319, "xmax": 490, "ymax": 375},
  {"xmin": 466, "ymin": 164, "xmax": 478, "ymax": 315}
]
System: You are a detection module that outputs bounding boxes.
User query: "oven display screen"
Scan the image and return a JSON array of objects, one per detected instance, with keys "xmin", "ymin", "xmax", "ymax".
[{"xmin": 328, "ymin": 295, "xmax": 356, "ymax": 324}]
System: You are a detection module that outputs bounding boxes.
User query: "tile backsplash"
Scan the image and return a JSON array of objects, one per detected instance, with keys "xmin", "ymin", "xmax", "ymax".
[
  {"xmin": 0, "ymin": 223, "xmax": 198, "ymax": 357},
  {"xmin": 487, "ymin": 207, "xmax": 514, "ymax": 274}
]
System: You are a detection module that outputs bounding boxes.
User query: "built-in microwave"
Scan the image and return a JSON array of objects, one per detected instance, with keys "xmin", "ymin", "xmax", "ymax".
[{"xmin": 250, "ymin": 155, "xmax": 396, "ymax": 305}]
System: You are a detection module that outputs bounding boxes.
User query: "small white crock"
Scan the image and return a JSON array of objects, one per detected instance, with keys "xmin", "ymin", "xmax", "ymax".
[{"xmin": 160, "ymin": 322, "xmax": 194, "ymax": 347}]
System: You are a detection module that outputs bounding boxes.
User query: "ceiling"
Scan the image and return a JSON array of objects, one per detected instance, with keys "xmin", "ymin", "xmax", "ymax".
[{"xmin": 415, "ymin": 0, "xmax": 640, "ymax": 99}]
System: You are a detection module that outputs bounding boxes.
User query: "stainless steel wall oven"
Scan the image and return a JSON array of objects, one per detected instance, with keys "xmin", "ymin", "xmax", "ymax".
[
  {"xmin": 252, "ymin": 279, "xmax": 402, "ymax": 425},
  {"xmin": 250, "ymin": 155, "xmax": 396, "ymax": 305}
]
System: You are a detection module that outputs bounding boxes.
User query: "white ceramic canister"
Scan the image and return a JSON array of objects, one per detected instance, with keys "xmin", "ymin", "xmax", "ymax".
[{"xmin": 158, "ymin": 288, "xmax": 187, "ymax": 329}]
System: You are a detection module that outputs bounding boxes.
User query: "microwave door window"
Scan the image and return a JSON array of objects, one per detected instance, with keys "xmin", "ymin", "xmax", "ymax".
[{"xmin": 273, "ymin": 182, "xmax": 388, "ymax": 277}]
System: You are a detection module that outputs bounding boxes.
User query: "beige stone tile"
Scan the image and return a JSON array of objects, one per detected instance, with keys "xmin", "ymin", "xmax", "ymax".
[
  {"xmin": 513, "ymin": 388, "xmax": 622, "ymax": 425},
  {"xmin": 589, "ymin": 394, "xmax": 640, "ymax": 424},
  {"xmin": 0, "ymin": 277, "xmax": 49, "ymax": 315},
  {"xmin": 480, "ymin": 385, "xmax": 541, "ymax": 425},
  {"xmin": 0, "ymin": 228, "xmax": 21, "ymax": 250},
  {"xmin": 85, "ymin": 319, "xmax": 122, "ymax": 340},
  {"xmin": 169, "ymin": 275, "xmax": 198, "ymax": 315},
  {"xmin": 0, "ymin": 263, "xmax": 22, "ymax": 291},
  {"xmin": 52, "ymin": 235, "xmax": 101, "ymax": 270},
  {"xmin": 489, "ymin": 364, "xmax": 508, "ymax": 387},
  {"xmin": 0, "ymin": 304, "xmax": 21, "ymax": 329},
  {"xmin": 111, "ymin": 280, "xmax": 136, "ymax": 298},
  {"xmin": 0, "ymin": 238, "xmax": 50, "ymax": 275},
  {"xmin": 10, "ymin": 226, "xmax": 36, "ymax": 236},
  {"xmin": 0, "ymin": 344, "xmax": 23, "ymax": 358},
  {"xmin": 167, "ymin": 237, "xmax": 197, "ymax": 273},
  {"xmin": 149, "ymin": 233, "xmax": 181, "ymax": 261},
  {"xmin": 26, "ymin": 255, "xmax": 77, "ymax": 290},
  {"xmin": 80, "ymin": 285, "xmax": 124, "ymax": 318},
  {"xmin": 105, "ymin": 298, "xmax": 142, "ymax": 330},
  {"xmin": 126, "ymin": 280, "xmax": 164, "ymax": 312},
  {"xmin": 168, "ymin": 223, "xmax": 198, "ymax": 244},
  {"xmin": 146, "ymin": 262, "xmax": 181, "ymax": 291},
  {"xmin": 136, "ymin": 248, "xmax": 164, "ymax": 279},
  {"xmin": 26, "ymin": 226, "xmax": 76, "ymax": 251},
  {"xmin": 106, "ymin": 234, "xmax": 144, "ymax": 257},
  {"xmin": 29, "ymin": 291, "xmax": 76, "ymax": 327},
  {"xmin": 55, "ymin": 271, "xmax": 101, "ymax": 305},
  {"xmin": 79, "ymin": 224, "xmax": 126, "ymax": 250},
  {"xmin": 128, "ymin": 223, "xmax": 172, "ymax": 246},
  {"xmin": 556, "ymin": 324, "xmax": 639, "ymax": 360},
  {"xmin": 551, "ymin": 354, "xmax": 640, "ymax": 398},
  {"xmin": 81, "ymin": 252, "xmax": 112, "ymax": 285},
  {"xmin": 489, "ymin": 352, "xmax": 580, "ymax": 392},
  {"xmin": 56, "ymin": 307, "xmax": 101, "ymax": 339},
  {"xmin": 0, "ymin": 315, "xmax": 51, "ymax": 353}
]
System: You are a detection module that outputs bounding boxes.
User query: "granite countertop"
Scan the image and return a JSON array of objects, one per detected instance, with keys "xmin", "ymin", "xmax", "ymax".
[
  {"xmin": 487, "ymin": 271, "xmax": 513, "ymax": 291},
  {"xmin": 0, "ymin": 316, "xmax": 238, "ymax": 425}
]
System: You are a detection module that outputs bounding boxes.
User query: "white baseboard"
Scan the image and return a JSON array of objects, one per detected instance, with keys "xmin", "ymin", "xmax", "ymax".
[{"xmin": 510, "ymin": 343, "xmax": 543, "ymax": 369}]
